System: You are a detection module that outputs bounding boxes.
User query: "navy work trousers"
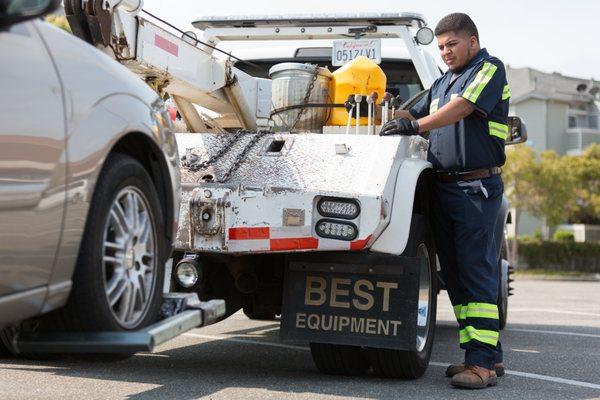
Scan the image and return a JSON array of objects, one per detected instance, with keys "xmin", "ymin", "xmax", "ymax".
[{"xmin": 431, "ymin": 174, "xmax": 504, "ymax": 369}]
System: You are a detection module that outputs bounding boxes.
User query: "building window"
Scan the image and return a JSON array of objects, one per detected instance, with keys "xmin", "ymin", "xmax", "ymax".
[{"xmin": 568, "ymin": 115, "xmax": 577, "ymax": 128}]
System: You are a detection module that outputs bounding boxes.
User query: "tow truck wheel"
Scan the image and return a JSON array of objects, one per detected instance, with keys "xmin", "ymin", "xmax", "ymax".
[
  {"xmin": 309, "ymin": 342, "xmax": 369, "ymax": 376},
  {"xmin": 243, "ymin": 306, "xmax": 277, "ymax": 321},
  {"xmin": 0, "ymin": 327, "xmax": 16, "ymax": 358},
  {"xmin": 367, "ymin": 214, "xmax": 437, "ymax": 379},
  {"xmin": 498, "ymin": 237, "xmax": 510, "ymax": 330},
  {"xmin": 56, "ymin": 153, "xmax": 165, "ymax": 334}
]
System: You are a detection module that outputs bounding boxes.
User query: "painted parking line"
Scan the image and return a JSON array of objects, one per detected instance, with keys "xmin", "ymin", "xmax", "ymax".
[
  {"xmin": 509, "ymin": 308, "xmax": 600, "ymax": 317},
  {"xmin": 510, "ymin": 349, "xmax": 540, "ymax": 354},
  {"xmin": 438, "ymin": 323, "xmax": 600, "ymax": 339},
  {"xmin": 428, "ymin": 362, "xmax": 600, "ymax": 390},
  {"xmin": 183, "ymin": 333, "xmax": 600, "ymax": 391},
  {"xmin": 507, "ymin": 328, "xmax": 600, "ymax": 339},
  {"xmin": 184, "ymin": 333, "xmax": 308, "ymax": 352}
]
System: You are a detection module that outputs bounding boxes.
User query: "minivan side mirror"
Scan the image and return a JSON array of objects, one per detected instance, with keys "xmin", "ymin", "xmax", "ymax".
[
  {"xmin": 505, "ymin": 116, "xmax": 528, "ymax": 146},
  {"xmin": 0, "ymin": 0, "xmax": 61, "ymax": 28}
]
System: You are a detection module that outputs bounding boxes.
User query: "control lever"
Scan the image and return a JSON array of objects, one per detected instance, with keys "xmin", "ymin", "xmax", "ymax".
[
  {"xmin": 366, "ymin": 92, "xmax": 378, "ymax": 135},
  {"xmin": 390, "ymin": 95, "xmax": 403, "ymax": 120},
  {"xmin": 380, "ymin": 92, "xmax": 393, "ymax": 125},
  {"xmin": 354, "ymin": 94, "xmax": 363, "ymax": 134}
]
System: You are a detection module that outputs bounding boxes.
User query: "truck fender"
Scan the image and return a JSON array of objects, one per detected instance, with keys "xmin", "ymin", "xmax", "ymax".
[{"xmin": 370, "ymin": 158, "xmax": 433, "ymax": 256}]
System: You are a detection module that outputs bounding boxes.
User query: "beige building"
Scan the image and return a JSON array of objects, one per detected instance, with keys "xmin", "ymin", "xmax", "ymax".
[
  {"xmin": 506, "ymin": 67, "xmax": 600, "ymax": 236},
  {"xmin": 507, "ymin": 67, "xmax": 600, "ymax": 155}
]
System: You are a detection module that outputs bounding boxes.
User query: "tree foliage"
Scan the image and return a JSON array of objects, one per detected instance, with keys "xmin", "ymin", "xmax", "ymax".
[
  {"xmin": 530, "ymin": 150, "xmax": 576, "ymax": 228},
  {"xmin": 45, "ymin": 14, "xmax": 71, "ymax": 33},
  {"xmin": 503, "ymin": 145, "xmax": 538, "ymax": 215},
  {"xmin": 567, "ymin": 144, "xmax": 600, "ymax": 224},
  {"xmin": 504, "ymin": 144, "xmax": 600, "ymax": 233}
]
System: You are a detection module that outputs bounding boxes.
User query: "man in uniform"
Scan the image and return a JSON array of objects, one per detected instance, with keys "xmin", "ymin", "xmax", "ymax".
[{"xmin": 380, "ymin": 13, "xmax": 510, "ymax": 389}]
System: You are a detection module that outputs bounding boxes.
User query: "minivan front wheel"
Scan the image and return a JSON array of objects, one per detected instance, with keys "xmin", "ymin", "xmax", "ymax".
[{"xmin": 60, "ymin": 153, "xmax": 165, "ymax": 332}]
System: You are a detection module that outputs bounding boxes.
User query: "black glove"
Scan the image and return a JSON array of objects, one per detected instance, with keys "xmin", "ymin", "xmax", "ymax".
[{"xmin": 379, "ymin": 118, "xmax": 419, "ymax": 136}]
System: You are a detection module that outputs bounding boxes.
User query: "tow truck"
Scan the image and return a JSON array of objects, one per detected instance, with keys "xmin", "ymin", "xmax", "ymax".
[{"xmin": 64, "ymin": 0, "xmax": 524, "ymax": 377}]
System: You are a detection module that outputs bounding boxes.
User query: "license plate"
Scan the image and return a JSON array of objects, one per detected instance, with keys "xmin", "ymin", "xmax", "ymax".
[
  {"xmin": 280, "ymin": 253, "xmax": 421, "ymax": 350},
  {"xmin": 332, "ymin": 39, "xmax": 382, "ymax": 66}
]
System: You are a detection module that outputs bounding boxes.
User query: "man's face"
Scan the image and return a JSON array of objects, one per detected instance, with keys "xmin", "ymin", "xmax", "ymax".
[{"xmin": 436, "ymin": 31, "xmax": 479, "ymax": 72}]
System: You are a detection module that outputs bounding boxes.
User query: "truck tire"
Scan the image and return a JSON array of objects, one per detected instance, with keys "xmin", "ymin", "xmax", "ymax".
[
  {"xmin": 0, "ymin": 324, "xmax": 58, "ymax": 360},
  {"xmin": 498, "ymin": 237, "xmax": 510, "ymax": 330},
  {"xmin": 366, "ymin": 213, "xmax": 437, "ymax": 379},
  {"xmin": 0, "ymin": 328, "xmax": 14, "ymax": 358},
  {"xmin": 244, "ymin": 308, "xmax": 277, "ymax": 321},
  {"xmin": 243, "ymin": 306, "xmax": 277, "ymax": 321},
  {"xmin": 53, "ymin": 153, "xmax": 166, "ymax": 334},
  {"xmin": 309, "ymin": 342, "xmax": 369, "ymax": 376}
]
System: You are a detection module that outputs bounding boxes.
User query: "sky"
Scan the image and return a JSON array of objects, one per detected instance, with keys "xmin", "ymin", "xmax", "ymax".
[{"xmin": 144, "ymin": 0, "xmax": 598, "ymax": 79}]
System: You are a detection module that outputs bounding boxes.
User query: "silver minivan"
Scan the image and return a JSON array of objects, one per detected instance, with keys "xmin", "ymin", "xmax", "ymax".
[{"xmin": 0, "ymin": 0, "xmax": 180, "ymax": 352}]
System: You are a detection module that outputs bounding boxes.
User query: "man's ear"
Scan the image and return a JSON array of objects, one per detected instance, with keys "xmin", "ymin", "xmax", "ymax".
[{"xmin": 470, "ymin": 36, "xmax": 479, "ymax": 49}]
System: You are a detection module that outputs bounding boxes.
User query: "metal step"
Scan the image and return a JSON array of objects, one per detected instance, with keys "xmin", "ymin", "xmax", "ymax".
[{"xmin": 15, "ymin": 294, "xmax": 225, "ymax": 355}]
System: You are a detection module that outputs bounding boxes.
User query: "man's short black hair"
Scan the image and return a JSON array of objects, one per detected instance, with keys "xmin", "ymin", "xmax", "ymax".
[{"xmin": 434, "ymin": 13, "xmax": 479, "ymax": 41}]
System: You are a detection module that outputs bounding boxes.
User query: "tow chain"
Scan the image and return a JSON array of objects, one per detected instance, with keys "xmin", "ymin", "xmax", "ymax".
[
  {"xmin": 181, "ymin": 130, "xmax": 246, "ymax": 172},
  {"xmin": 288, "ymin": 64, "xmax": 320, "ymax": 132},
  {"xmin": 180, "ymin": 130, "xmax": 271, "ymax": 182},
  {"xmin": 219, "ymin": 130, "xmax": 270, "ymax": 182}
]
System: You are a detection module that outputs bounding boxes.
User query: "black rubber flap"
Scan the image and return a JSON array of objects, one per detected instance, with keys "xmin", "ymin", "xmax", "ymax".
[{"xmin": 280, "ymin": 252, "xmax": 422, "ymax": 350}]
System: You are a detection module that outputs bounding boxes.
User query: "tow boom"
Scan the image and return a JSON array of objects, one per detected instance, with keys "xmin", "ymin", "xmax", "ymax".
[{"xmin": 65, "ymin": 0, "xmax": 272, "ymax": 131}]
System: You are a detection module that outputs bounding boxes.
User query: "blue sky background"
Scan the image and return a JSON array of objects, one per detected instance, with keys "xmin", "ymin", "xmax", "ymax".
[{"xmin": 144, "ymin": 0, "xmax": 597, "ymax": 79}]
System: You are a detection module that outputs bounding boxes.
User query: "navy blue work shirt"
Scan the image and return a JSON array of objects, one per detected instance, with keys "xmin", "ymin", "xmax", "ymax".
[{"xmin": 409, "ymin": 48, "xmax": 510, "ymax": 172}]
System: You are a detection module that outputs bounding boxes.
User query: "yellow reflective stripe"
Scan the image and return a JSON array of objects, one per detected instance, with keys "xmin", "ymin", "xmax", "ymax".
[
  {"xmin": 459, "ymin": 329, "xmax": 470, "ymax": 344},
  {"xmin": 463, "ymin": 62, "xmax": 498, "ymax": 103},
  {"xmin": 429, "ymin": 98, "xmax": 440, "ymax": 114},
  {"xmin": 467, "ymin": 302, "xmax": 498, "ymax": 312},
  {"xmin": 454, "ymin": 304, "xmax": 468, "ymax": 320},
  {"xmin": 502, "ymin": 84, "xmax": 511, "ymax": 101},
  {"xmin": 466, "ymin": 302, "xmax": 499, "ymax": 319},
  {"xmin": 489, "ymin": 121, "xmax": 508, "ymax": 140},
  {"xmin": 463, "ymin": 62, "xmax": 494, "ymax": 100},
  {"xmin": 459, "ymin": 326, "xmax": 499, "ymax": 346},
  {"xmin": 453, "ymin": 304, "xmax": 462, "ymax": 319}
]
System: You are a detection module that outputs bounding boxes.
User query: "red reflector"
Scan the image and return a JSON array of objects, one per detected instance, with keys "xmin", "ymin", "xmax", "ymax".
[
  {"xmin": 350, "ymin": 235, "xmax": 372, "ymax": 250},
  {"xmin": 229, "ymin": 227, "xmax": 270, "ymax": 240},
  {"xmin": 154, "ymin": 34, "xmax": 179, "ymax": 56},
  {"xmin": 270, "ymin": 237, "xmax": 318, "ymax": 251}
]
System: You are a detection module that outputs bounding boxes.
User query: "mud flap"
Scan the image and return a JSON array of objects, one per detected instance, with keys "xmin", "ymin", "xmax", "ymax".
[{"xmin": 280, "ymin": 252, "xmax": 422, "ymax": 351}]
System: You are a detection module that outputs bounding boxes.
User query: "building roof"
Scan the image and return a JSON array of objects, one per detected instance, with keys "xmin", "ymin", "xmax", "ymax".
[{"xmin": 507, "ymin": 66, "xmax": 600, "ymax": 105}]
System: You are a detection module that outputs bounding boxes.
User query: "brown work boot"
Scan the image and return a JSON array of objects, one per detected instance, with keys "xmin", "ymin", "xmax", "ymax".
[
  {"xmin": 451, "ymin": 365, "xmax": 498, "ymax": 389},
  {"xmin": 445, "ymin": 362, "xmax": 505, "ymax": 377}
]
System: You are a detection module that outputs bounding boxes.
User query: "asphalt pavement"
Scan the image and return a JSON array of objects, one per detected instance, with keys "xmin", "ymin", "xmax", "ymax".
[{"xmin": 1, "ymin": 278, "xmax": 599, "ymax": 400}]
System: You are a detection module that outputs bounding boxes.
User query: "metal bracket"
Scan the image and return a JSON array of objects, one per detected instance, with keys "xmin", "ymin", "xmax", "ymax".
[
  {"xmin": 348, "ymin": 25, "xmax": 377, "ymax": 39},
  {"xmin": 15, "ymin": 294, "xmax": 225, "ymax": 355}
]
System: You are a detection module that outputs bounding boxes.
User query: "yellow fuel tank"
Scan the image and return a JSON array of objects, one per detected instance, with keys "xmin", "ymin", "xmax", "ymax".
[{"xmin": 327, "ymin": 56, "xmax": 387, "ymax": 126}]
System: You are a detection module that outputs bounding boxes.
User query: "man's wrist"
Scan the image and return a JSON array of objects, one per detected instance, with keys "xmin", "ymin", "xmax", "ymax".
[{"xmin": 411, "ymin": 119, "xmax": 420, "ymax": 133}]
